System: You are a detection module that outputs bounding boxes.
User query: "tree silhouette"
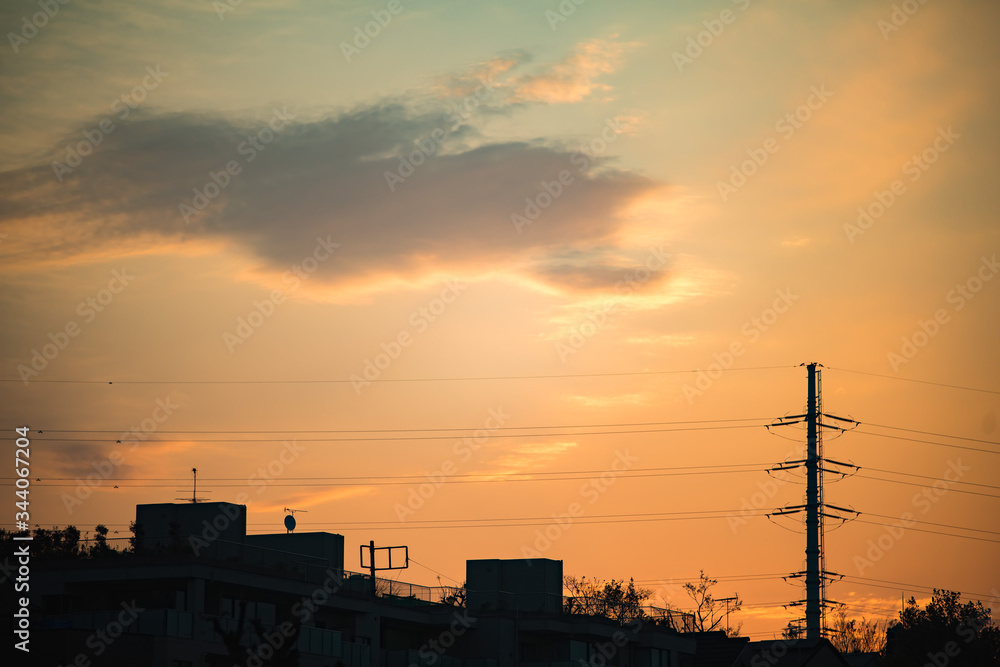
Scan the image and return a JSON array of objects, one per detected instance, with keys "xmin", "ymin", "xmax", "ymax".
[
  {"xmin": 827, "ymin": 607, "xmax": 889, "ymax": 654},
  {"xmin": 439, "ymin": 581, "xmax": 467, "ymax": 607},
  {"xmin": 884, "ymin": 590, "xmax": 1000, "ymax": 666},
  {"xmin": 88, "ymin": 524, "xmax": 115, "ymax": 558},
  {"xmin": 683, "ymin": 570, "xmax": 742, "ymax": 636},
  {"xmin": 128, "ymin": 520, "xmax": 144, "ymax": 553},
  {"xmin": 1, "ymin": 524, "xmax": 139, "ymax": 560},
  {"xmin": 564, "ymin": 575, "xmax": 652, "ymax": 625},
  {"xmin": 781, "ymin": 619, "xmax": 805, "ymax": 641}
]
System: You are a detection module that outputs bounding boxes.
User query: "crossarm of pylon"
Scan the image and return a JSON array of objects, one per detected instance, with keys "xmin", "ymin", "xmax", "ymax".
[
  {"xmin": 821, "ymin": 413, "xmax": 858, "ymax": 424},
  {"xmin": 823, "ymin": 502, "xmax": 859, "ymax": 515},
  {"xmin": 769, "ymin": 506, "xmax": 807, "ymax": 517},
  {"xmin": 771, "ymin": 417, "xmax": 806, "ymax": 426},
  {"xmin": 821, "ymin": 457, "xmax": 858, "ymax": 469},
  {"xmin": 818, "ymin": 423, "xmax": 848, "ymax": 432}
]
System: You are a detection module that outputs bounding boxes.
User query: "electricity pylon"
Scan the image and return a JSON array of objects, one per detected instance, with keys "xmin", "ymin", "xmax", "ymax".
[{"xmin": 767, "ymin": 363, "xmax": 860, "ymax": 640}]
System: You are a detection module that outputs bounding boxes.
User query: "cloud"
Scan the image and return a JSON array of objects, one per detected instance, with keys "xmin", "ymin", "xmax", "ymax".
[
  {"xmin": 510, "ymin": 39, "xmax": 635, "ymax": 104},
  {"xmin": 780, "ymin": 237, "xmax": 811, "ymax": 248},
  {"xmin": 433, "ymin": 38, "xmax": 634, "ymax": 107},
  {"xmin": 0, "ymin": 37, "xmax": 671, "ymax": 299},
  {"xmin": 37, "ymin": 441, "xmax": 140, "ymax": 480},
  {"xmin": 471, "ymin": 440, "xmax": 579, "ymax": 477},
  {"xmin": 432, "ymin": 52, "xmax": 529, "ymax": 100},
  {"xmin": 0, "ymin": 103, "xmax": 661, "ymax": 298},
  {"xmin": 253, "ymin": 486, "xmax": 375, "ymax": 514},
  {"xmin": 624, "ymin": 334, "xmax": 695, "ymax": 346},
  {"xmin": 32, "ymin": 438, "xmax": 200, "ymax": 513},
  {"xmin": 530, "ymin": 245, "xmax": 671, "ymax": 293},
  {"xmin": 565, "ymin": 393, "xmax": 654, "ymax": 408}
]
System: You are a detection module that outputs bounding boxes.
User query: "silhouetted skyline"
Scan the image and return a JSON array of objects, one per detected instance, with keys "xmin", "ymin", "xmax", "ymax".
[{"xmin": 1, "ymin": 0, "xmax": 998, "ymax": 643}]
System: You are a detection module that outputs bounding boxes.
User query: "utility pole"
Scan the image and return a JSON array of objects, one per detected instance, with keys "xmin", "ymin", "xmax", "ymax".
[
  {"xmin": 368, "ymin": 540, "xmax": 377, "ymax": 598},
  {"xmin": 717, "ymin": 596, "xmax": 739, "ymax": 635},
  {"xmin": 768, "ymin": 363, "xmax": 860, "ymax": 641}
]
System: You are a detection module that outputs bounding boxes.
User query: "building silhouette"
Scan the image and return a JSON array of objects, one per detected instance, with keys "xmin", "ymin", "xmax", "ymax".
[{"xmin": 25, "ymin": 501, "xmax": 851, "ymax": 666}]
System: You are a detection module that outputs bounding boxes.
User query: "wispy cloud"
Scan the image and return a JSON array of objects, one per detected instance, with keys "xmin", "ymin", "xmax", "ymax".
[
  {"xmin": 510, "ymin": 38, "xmax": 636, "ymax": 104},
  {"xmin": 565, "ymin": 393, "xmax": 654, "ymax": 408},
  {"xmin": 625, "ymin": 334, "xmax": 696, "ymax": 346},
  {"xmin": 472, "ymin": 440, "xmax": 579, "ymax": 478},
  {"xmin": 253, "ymin": 486, "xmax": 376, "ymax": 514},
  {"xmin": 431, "ymin": 38, "xmax": 635, "ymax": 107}
]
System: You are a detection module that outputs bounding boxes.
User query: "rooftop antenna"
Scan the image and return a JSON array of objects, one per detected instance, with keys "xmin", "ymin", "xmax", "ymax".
[
  {"xmin": 717, "ymin": 596, "xmax": 739, "ymax": 635},
  {"xmin": 175, "ymin": 467, "xmax": 210, "ymax": 503},
  {"xmin": 283, "ymin": 507, "xmax": 307, "ymax": 533},
  {"xmin": 361, "ymin": 540, "xmax": 409, "ymax": 599}
]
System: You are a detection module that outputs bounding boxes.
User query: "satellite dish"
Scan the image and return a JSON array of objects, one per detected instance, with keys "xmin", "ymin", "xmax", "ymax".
[{"xmin": 284, "ymin": 514, "xmax": 296, "ymax": 532}]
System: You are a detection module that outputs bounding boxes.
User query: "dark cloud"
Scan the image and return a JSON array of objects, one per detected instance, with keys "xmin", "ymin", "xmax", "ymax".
[
  {"xmin": 530, "ymin": 246, "xmax": 673, "ymax": 292},
  {"xmin": 40, "ymin": 440, "xmax": 137, "ymax": 480},
  {"xmin": 0, "ymin": 101, "xmax": 662, "ymax": 293}
]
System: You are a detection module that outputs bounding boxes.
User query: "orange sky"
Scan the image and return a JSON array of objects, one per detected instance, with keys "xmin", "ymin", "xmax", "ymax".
[{"xmin": 1, "ymin": 0, "xmax": 998, "ymax": 639}]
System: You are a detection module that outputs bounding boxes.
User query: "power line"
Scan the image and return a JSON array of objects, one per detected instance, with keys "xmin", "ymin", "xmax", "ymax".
[
  {"xmin": 850, "ymin": 430, "xmax": 1000, "ymax": 456},
  {"xmin": 12, "ymin": 458, "xmax": 994, "ymax": 489},
  {"xmin": 833, "ymin": 604, "xmax": 899, "ymax": 620},
  {"xmin": 11, "ymin": 469, "xmax": 762, "ymax": 488},
  {"xmin": 245, "ymin": 517, "xmax": 740, "ymax": 530},
  {"xmin": 854, "ymin": 519, "xmax": 1000, "ymax": 544},
  {"xmin": 9, "ymin": 517, "xmax": 990, "ymax": 607},
  {"xmin": 631, "ymin": 573, "xmax": 787, "ymax": 585},
  {"xmin": 852, "ymin": 474, "xmax": 1000, "ymax": 499},
  {"xmin": 3, "ymin": 510, "xmax": 773, "ymax": 533},
  {"xmin": 0, "ymin": 464, "xmax": 763, "ymax": 488},
  {"xmin": 862, "ymin": 423, "xmax": 1000, "ymax": 447},
  {"xmin": 30, "ymin": 425, "xmax": 997, "ymax": 452},
  {"xmin": 29, "ymin": 417, "xmax": 772, "ymax": 434},
  {"xmin": 22, "ymin": 423, "xmax": 766, "ymax": 444},
  {"xmin": 0, "ymin": 462, "xmax": 771, "ymax": 482},
  {"xmin": 863, "ymin": 512, "xmax": 1000, "ymax": 536},
  {"xmin": 728, "ymin": 601, "xmax": 791, "ymax": 609},
  {"xmin": 863, "ymin": 467, "xmax": 1000, "ymax": 491},
  {"xmin": 774, "ymin": 502, "xmax": 1000, "ymax": 538},
  {"xmin": 409, "ymin": 557, "xmax": 462, "ymax": 586},
  {"xmin": 294, "ymin": 509, "xmax": 771, "ymax": 525},
  {"xmin": 835, "ymin": 601, "xmax": 900, "ymax": 615},
  {"xmin": 827, "ymin": 367, "xmax": 1000, "ymax": 396},
  {"xmin": 0, "ymin": 365, "xmax": 793, "ymax": 385},
  {"xmin": 840, "ymin": 575, "xmax": 1000, "ymax": 601},
  {"xmin": 7, "ymin": 517, "xmax": 765, "ymax": 530}
]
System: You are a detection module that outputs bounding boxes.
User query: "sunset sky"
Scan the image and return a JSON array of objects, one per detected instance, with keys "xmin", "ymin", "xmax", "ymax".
[{"xmin": 2, "ymin": 0, "xmax": 998, "ymax": 639}]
